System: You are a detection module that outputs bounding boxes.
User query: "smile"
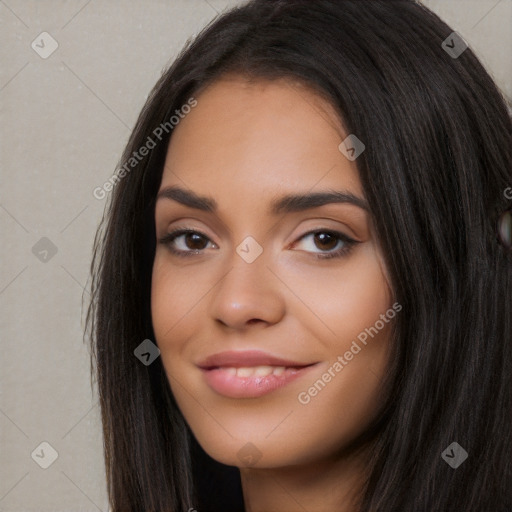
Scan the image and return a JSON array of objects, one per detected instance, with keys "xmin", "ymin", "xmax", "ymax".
[{"xmin": 197, "ymin": 350, "xmax": 318, "ymax": 398}]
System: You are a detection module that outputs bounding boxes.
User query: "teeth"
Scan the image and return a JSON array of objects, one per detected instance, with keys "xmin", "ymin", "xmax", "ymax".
[
  {"xmin": 221, "ymin": 366, "xmax": 287, "ymax": 377},
  {"xmin": 254, "ymin": 365, "xmax": 274, "ymax": 377},
  {"xmin": 237, "ymin": 367, "xmax": 254, "ymax": 377}
]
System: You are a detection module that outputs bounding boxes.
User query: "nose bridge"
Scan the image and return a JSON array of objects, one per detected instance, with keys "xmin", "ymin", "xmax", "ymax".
[{"xmin": 209, "ymin": 240, "xmax": 285, "ymax": 328}]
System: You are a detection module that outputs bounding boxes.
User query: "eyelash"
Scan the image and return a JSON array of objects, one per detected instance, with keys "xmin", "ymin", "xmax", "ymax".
[{"xmin": 158, "ymin": 228, "xmax": 359, "ymax": 260}]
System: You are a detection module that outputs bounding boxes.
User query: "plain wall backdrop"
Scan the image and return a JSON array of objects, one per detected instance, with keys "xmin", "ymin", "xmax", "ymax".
[{"xmin": 1, "ymin": 0, "xmax": 510, "ymax": 510}]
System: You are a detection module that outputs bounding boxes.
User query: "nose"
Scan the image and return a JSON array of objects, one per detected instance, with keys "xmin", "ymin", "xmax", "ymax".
[{"xmin": 209, "ymin": 254, "xmax": 286, "ymax": 330}]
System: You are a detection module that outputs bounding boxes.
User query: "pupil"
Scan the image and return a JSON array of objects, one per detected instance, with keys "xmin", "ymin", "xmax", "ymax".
[
  {"xmin": 315, "ymin": 232, "xmax": 337, "ymax": 250},
  {"xmin": 187, "ymin": 233, "xmax": 207, "ymax": 250}
]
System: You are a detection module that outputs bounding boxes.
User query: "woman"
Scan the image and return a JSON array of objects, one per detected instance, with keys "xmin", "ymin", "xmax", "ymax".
[{"xmin": 87, "ymin": 0, "xmax": 512, "ymax": 510}]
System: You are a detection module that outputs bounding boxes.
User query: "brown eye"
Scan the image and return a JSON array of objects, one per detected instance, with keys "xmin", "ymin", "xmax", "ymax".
[
  {"xmin": 183, "ymin": 232, "xmax": 209, "ymax": 250},
  {"xmin": 292, "ymin": 230, "xmax": 360, "ymax": 260},
  {"xmin": 313, "ymin": 232, "xmax": 338, "ymax": 251},
  {"xmin": 159, "ymin": 229, "xmax": 215, "ymax": 257}
]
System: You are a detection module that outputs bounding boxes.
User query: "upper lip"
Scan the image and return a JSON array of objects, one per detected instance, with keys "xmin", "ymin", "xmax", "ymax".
[{"xmin": 197, "ymin": 350, "xmax": 315, "ymax": 369}]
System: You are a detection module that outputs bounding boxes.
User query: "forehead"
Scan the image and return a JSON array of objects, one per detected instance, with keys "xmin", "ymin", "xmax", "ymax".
[{"xmin": 159, "ymin": 76, "xmax": 364, "ymax": 205}]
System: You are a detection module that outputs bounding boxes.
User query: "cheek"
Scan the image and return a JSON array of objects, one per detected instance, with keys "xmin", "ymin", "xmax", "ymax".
[
  {"xmin": 269, "ymin": 246, "xmax": 393, "ymax": 446},
  {"xmin": 277, "ymin": 244, "xmax": 391, "ymax": 346},
  {"xmin": 151, "ymin": 258, "xmax": 172, "ymax": 338},
  {"xmin": 150, "ymin": 256, "xmax": 196, "ymax": 359}
]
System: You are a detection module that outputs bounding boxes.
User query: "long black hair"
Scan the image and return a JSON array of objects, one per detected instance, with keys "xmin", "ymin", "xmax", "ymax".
[{"xmin": 87, "ymin": 1, "xmax": 512, "ymax": 510}]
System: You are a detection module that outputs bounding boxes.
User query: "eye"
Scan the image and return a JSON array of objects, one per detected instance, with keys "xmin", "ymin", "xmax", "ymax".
[
  {"xmin": 158, "ymin": 228, "xmax": 359, "ymax": 259},
  {"xmin": 159, "ymin": 228, "xmax": 216, "ymax": 257},
  {"xmin": 291, "ymin": 229, "xmax": 359, "ymax": 260}
]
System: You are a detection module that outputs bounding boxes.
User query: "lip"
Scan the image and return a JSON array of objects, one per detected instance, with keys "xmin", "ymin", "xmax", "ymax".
[
  {"xmin": 198, "ymin": 350, "xmax": 312, "ymax": 369},
  {"xmin": 197, "ymin": 350, "xmax": 318, "ymax": 398}
]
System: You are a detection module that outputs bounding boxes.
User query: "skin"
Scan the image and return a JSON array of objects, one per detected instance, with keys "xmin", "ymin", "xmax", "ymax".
[{"xmin": 151, "ymin": 75, "xmax": 394, "ymax": 512}]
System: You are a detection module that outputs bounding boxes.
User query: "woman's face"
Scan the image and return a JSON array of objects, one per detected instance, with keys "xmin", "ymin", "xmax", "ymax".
[{"xmin": 151, "ymin": 76, "xmax": 394, "ymax": 468}]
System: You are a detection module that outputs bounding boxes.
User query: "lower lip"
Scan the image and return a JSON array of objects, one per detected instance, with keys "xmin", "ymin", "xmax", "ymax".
[{"xmin": 200, "ymin": 366, "xmax": 315, "ymax": 398}]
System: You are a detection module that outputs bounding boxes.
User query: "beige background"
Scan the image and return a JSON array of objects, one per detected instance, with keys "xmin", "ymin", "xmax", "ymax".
[{"xmin": 1, "ymin": 1, "xmax": 510, "ymax": 511}]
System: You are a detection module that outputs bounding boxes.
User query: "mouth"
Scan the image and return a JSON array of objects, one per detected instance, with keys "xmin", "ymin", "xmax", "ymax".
[{"xmin": 197, "ymin": 350, "xmax": 318, "ymax": 398}]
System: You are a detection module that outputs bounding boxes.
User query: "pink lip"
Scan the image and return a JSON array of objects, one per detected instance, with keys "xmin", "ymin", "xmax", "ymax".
[
  {"xmin": 197, "ymin": 350, "xmax": 311, "ymax": 369},
  {"xmin": 197, "ymin": 350, "xmax": 318, "ymax": 398}
]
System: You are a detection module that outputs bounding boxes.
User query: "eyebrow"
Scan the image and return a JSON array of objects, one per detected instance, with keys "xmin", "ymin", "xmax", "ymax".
[{"xmin": 156, "ymin": 185, "xmax": 369, "ymax": 214}]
